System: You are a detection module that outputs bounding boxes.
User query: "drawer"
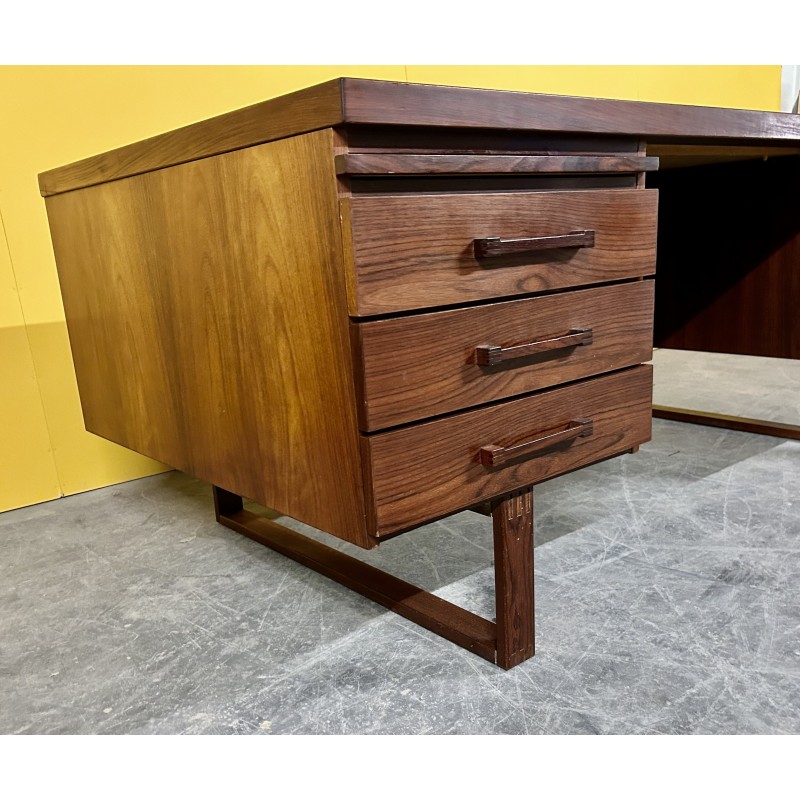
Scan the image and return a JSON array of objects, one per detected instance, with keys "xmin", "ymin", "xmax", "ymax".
[
  {"xmin": 362, "ymin": 365, "xmax": 652, "ymax": 536},
  {"xmin": 354, "ymin": 281, "xmax": 654, "ymax": 431},
  {"xmin": 342, "ymin": 189, "xmax": 658, "ymax": 315}
]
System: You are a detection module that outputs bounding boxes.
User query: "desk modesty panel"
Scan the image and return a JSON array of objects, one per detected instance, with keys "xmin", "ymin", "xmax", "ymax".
[{"xmin": 40, "ymin": 79, "xmax": 800, "ymax": 668}]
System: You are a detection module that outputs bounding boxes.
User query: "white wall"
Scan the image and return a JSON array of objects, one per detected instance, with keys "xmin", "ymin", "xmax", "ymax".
[{"xmin": 781, "ymin": 65, "xmax": 800, "ymax": 111}]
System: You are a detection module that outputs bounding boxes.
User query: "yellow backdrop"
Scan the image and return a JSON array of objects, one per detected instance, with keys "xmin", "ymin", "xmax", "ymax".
[{"xmin": 0, "ymin": 65, "xmax": 782, "ymax": 511}]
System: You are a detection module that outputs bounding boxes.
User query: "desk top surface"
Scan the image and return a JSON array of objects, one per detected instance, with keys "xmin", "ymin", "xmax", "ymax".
[{"xmin": 39, "ymin": 77, "xmax": 800, "ymax": 197}]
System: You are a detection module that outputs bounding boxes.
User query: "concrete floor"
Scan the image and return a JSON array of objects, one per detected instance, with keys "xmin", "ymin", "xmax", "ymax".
[
  {"xmin": 653, "ymin": 348, "xmax": 800, "ymax": 424},
  {"xmin": 2, "ymin": 351, "xmax": 799, "ymax": 734}
]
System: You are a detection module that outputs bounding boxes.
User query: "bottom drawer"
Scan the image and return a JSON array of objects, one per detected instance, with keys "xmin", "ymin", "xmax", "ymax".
[{"xmin": 363, "ymin": 365, "xmax": 653, "ymax": 536}]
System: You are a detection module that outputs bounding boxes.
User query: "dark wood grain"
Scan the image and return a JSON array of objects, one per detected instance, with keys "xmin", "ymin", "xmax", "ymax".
[
  {"xmin": 475, "ymin": 328, "xmax": 593, "ymax": 366},
  {"xmin": 354, "ymin": 281, "xmax": 654, "ymax": 431},
  {"xmin": 652, "ymin": 156, "xmax": 800, "ymax": 358},
  {"xmin": 336, "ymin": 153, "xmax": 658, "ymax": 175},
  {"xmin": 46, "ymin": 129, "xmax": 371, "ymax": 546},
  {"xmin": 216, "ymin": 503, "xmax": 497, "ymax": 661},
  {"xmin": 474, "ymin": 230, "xmax": 595, "ymax": 258},
  {"xmin": 362, "ymin": 366, "xmax": 653, "ymax": 536},
  {"xmin": 341, "ymin": 78, "xmax": 800, "ymax": 143},
  {"xmin": 215, "ymin": 486, "xmax": 548, "ymax": 668},
  {"xmin": 492, "ymin": 489, "xmax": 535, "ymax": 669},
  {"xmin": 648, "ymin": 142, "xmax": 800, "ymax": 169},
  {"xmin": 212, "ymin": 485, "xmax": 243, "ymax": 519},
  {"xmin": 480, "ymin": 418, "xmax": 593, "ymax": 467},
  {"xmin": 652, "ymin": 407, "xmax": 800, "ymax": 440},
  {"xmin": 343, "ymin": 189, "xmax": 658, "ymax": 315}
]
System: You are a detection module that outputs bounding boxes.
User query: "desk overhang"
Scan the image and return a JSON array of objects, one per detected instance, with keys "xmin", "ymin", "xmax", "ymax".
[{"xmin": 39, "ymin": 77, "xmax": 800, "ymax": 197}]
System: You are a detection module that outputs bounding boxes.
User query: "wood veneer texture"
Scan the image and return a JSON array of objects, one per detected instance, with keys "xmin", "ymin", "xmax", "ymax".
[
  {"xmin": 363, "ymin": 365, "xmax": 653, "ymax": 535},
  {"xmin": 353, "ymin": 281, "xmax": 655, "ymax": 431},
  {"xmin": 45, "ymin": 129, "xmax": 371, "ymax": 546},
  {"xmin": 40, "ymin": 78, "xmax": 800, "ymax": 196},
  {"xmin": 343, "ymin": 189, "xmax": 658, "ymax": 315}
]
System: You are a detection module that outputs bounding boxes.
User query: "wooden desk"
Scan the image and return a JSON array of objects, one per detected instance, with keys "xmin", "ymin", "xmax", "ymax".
[{"xmin": 39, "ymin": 79, "xmax": 800, "ymax": 669}]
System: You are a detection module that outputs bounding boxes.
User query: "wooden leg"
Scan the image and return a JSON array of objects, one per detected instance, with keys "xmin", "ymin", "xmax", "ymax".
[
  {"xmin": 212, "ymin": 484, "xmax": 537, "ymax": 669},
  {"xmin": 212, "ymin": 485, "xmax": 243, "ymax": 519},
  {"xmin": 492, "ymin": 488, "xmax": 535, "ymax": 669}
]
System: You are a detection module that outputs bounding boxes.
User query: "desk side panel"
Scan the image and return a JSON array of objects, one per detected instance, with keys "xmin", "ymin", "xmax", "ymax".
[{"xmin": 44, "ymin": 129, "xmax": 370, "ymax": 546}]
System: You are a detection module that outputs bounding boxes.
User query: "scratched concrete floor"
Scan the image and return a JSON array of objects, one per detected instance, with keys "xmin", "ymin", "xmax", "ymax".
[{"xmin": 2, "ymin": 352, "xmax": 799, "ymax": 734}]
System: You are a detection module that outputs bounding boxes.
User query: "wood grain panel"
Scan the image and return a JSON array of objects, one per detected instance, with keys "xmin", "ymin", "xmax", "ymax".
[
  {"xmin": 336, "ymin": 153, "xmax": 658, "ymax": 175},
  {"xmin": 492, "ymin": 489, "xmax": 535, "ymax": 669},
  {"xmin": 341, "ymin": 79, "xmax": 800, "ymax": 142},
  {"xmin": 45, "ymin": 129, "xmax": 370, "ymax": 546},
  {"xmin": 39, "ymin": 79, "xmax": 344, "ymax": 196},
  {"xmin": 344, "ymin": 189, "xmax": 658, "ymax": 315},
  {"xmin": 354, "ymin": 281, "xmax": 654, "ymax": 430},
  {"xmin": 363, "ymin": 366, "xmax": 653, "ymax": 535},
  {"xmin": 649, "ymin": 142, "xmax": 800, "ymax": 169}
]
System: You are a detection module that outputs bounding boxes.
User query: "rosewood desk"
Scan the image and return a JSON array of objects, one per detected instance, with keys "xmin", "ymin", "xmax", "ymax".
[{"xmin": 39, "ymin": 79, "xmax": 800, "ymax": 669}]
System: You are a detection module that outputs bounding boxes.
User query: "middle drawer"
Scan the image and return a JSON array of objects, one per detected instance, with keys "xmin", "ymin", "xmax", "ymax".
[{"xmin": 353, "ymin": 280, "xmax": 654, "ymax": 431}]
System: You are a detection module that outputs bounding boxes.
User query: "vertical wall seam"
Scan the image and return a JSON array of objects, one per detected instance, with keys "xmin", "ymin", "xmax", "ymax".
[{"xmin": 0, "ymin": 197, "xmax": 63, "ymax": 499}]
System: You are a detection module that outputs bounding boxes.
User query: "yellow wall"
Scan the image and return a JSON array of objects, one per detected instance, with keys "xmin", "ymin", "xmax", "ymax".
[{"xmin": 0, "ymin": 65, "xmax": 782, "ymax": 512}]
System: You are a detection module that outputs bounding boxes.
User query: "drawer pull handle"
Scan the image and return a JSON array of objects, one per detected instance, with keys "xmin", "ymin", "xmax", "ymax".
[
  {"xmin": 474, "ymin": 230, "xmax": 595, "ymax": 258},
  {"xmin": 479, "ymin": 418, "xmax": 593, "ymax": 467},
  {"xmin": 475, "ymin": 328, "xmax": 593, "ymax": 366}
]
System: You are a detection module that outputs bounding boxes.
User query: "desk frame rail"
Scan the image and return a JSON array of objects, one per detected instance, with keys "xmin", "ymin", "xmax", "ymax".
[
  {"xmin": 213, "ymin": 485, "xmax": 536, "ymax": 670},
  {"xmin": 653, "ymin": 406, "xmax": 800, "ymax": 440}
]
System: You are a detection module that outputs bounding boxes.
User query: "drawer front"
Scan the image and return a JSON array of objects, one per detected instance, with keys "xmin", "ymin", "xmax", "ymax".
[
  {"xmin": 363, "ymin": 365, "xmax": 652, "ymax": 536},
  {"xmin": 343, "ymin": 189, "xmax": 658, "ymax": 315},
  {"xmin": 355, "ymin": 281, "xmax": 654, "ymax": 431}
]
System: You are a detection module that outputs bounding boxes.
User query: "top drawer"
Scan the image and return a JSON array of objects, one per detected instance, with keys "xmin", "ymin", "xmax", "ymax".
[{"xmin": 342, "ymin": 189, "xmax": 658, "ymax": 316}]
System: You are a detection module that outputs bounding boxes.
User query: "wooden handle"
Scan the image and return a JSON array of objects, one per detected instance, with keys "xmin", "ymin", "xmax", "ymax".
[
  {"xmin": 474, "ymin": 230, "xmax": 595, "ymax": 258},
  {"xmin": 475, "ymin": 328, "xmax": 593, "ymax": 366},
  {"xmin": 479, "ymin": 418, "xmax": 593, "ymax": 467}
]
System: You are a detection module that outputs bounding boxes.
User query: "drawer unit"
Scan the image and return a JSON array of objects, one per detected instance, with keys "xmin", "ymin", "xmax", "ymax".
[
  {"xmin": 40, "ymin": 78, "xmax": 662, "ymax": 668},
  {"xmin": 342, "ymin": 188, "xmax": 658, "ymax": 315},
  {"xmin": 353, "ymin": 280, "xmax": 655, "ymax": 431},
  {"xmin": 49, "ymin": 135, "xmax": 658, "ymax": 543},
  {"xmin": 362, "ymin": 365, "xmax": 652, "ymax": 536}
]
